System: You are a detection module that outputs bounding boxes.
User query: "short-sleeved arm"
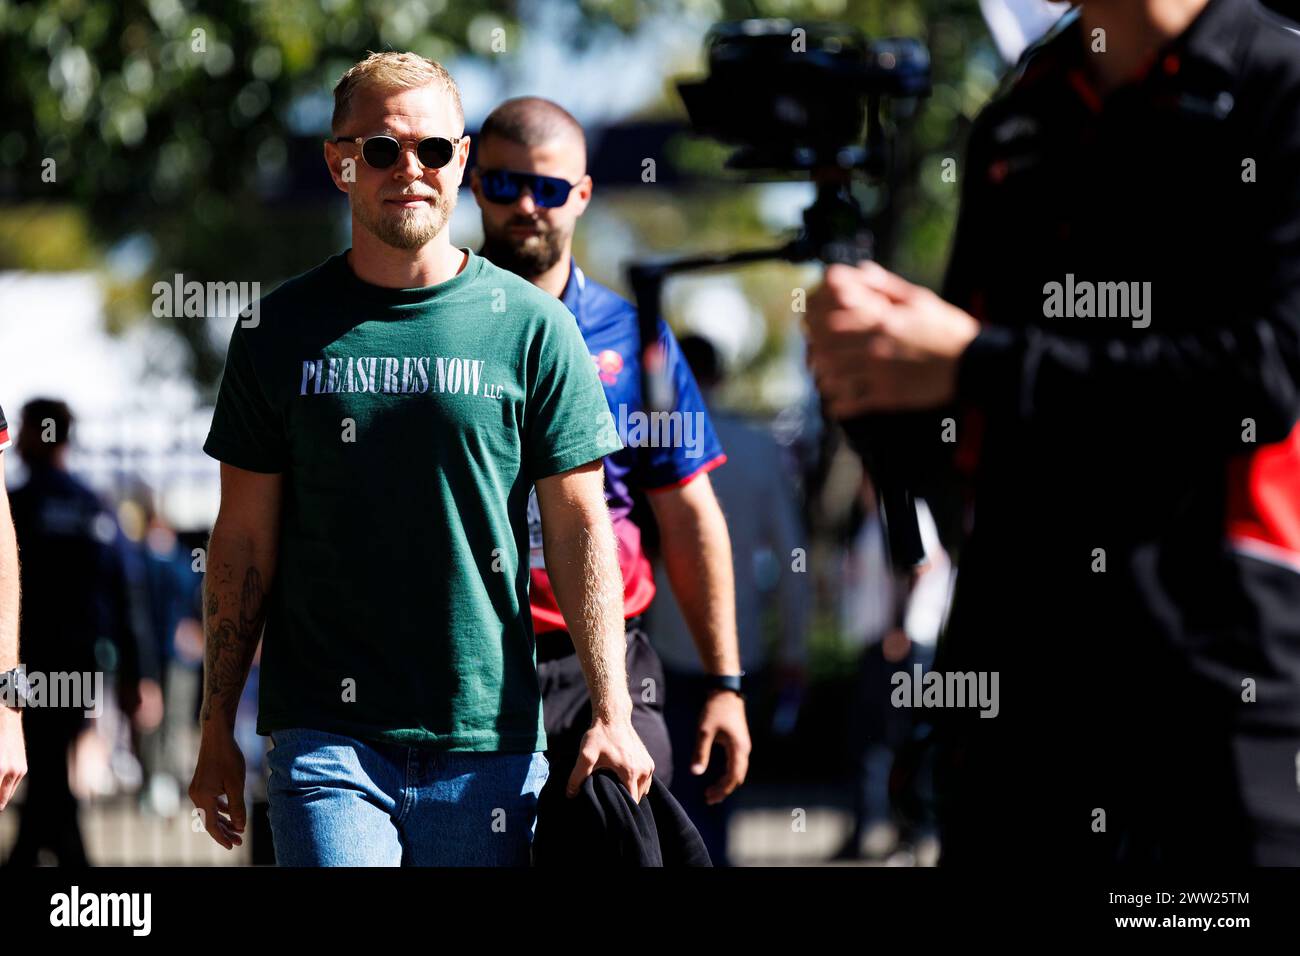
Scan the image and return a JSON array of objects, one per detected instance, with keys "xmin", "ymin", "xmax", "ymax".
[
  {"xmin": 203, "ymin": 322, "xmax": 288, "ymax": 474},
  {"xmin": 636, "ymin": 319, "xmax": 726, "ymax": 492},
  {"xmin": 526, "ymin": 307, "xmax": 624, "ymax": 480}
]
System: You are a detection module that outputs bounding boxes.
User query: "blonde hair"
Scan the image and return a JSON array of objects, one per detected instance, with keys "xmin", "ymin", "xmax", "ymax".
[{"xmin": 331, "ymin": 51, "xmax": 464, "ymax": 135}]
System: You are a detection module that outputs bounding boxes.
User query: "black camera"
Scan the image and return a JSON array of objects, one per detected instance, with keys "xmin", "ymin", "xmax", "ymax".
[
  {"xmin": 630, "ymin": 18, "xmax": 933, "ymax": 570},
  {"xmin": 677, "ymin": 19, "xmax": 930, "ymax": 175}
]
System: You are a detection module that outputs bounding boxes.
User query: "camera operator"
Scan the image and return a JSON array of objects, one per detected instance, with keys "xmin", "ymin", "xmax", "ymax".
[
  {"xmin": 805, "ymin": 0, "xmax": 1300, "ymax": 864},
  {"xmin": 469, "ymin": 97, "xmax": 751, "ymax": 810}
]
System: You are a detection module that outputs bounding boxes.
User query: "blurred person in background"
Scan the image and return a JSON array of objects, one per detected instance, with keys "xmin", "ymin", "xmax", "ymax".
[
  {"xmin": 470, "ymin": 98, "xmax": 752, "ymax": 812},
  {"xmin": 647, "ymin": 333, "xmax": 809, "ymax": 865},
  {"xmin": 834, "ymin": 473, "xmax": 952, "ymax": 865},
  {"xmin": 118, "ymin": 484, "xmax": 201, "ymax": 816},
  {"xmin": 0, "ymin": 404, "xmax": 26, "ymax": 816},
  {"xmin": 4, "ymin": 398, "xmax": 159, "ymax": 867}
]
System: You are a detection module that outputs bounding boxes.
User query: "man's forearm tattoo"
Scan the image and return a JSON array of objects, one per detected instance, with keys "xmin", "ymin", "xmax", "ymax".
[{"xmin": 200, "ymin": 564, "xmax": 266, "ymax": 724}]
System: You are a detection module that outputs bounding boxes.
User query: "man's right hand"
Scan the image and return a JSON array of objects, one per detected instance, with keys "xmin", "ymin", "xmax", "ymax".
[
  {"xmin": 189, "ymin": 727, "xmax": 247, "ymax": 849},
  {"xmin": 805, "ymin": 262, "xmax": 979, "ymax": 416},
  {"xmin": 568, "ymin": 714, "xmax": 655, "ymax": 803}
]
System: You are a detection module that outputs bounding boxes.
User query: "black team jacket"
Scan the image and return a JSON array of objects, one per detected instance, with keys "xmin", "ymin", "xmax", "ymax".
[{"xmin": 532, "ymin": 770, "xmax": 712, "ymax": 867}]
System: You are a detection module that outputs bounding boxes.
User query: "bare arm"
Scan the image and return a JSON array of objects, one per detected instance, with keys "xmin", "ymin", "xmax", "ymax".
[
  {"xmin": 201, "ymin": 464, "xmax": 281, "ymax": 728},
  {"xmin": 535, "ymin": 459, "xmax": 654, "ymax": 801},
  {"xmin": 0, "ymin": 462, "xmax": 25, "ymax": 812},
  {"xmin": 0, "ymin": 469, "xmax": 17, "ymax": 672},
  {"xmin": 189, "ymin": 462, "xmax": 281, "ymax": 847},
  {"xmin": 648, "ymin": 474, "xmax": 751, "ymax": 801},
  {"xmin": 647, "ymin": 474, "xmax": 739, "ymax": 675}
]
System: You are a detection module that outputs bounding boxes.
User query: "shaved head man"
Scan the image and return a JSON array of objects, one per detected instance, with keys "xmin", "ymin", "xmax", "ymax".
[
  {"xmin": 475, "ymin": 97, "xmax": 592, "ymax": 289},
  {"xmin": 472, "ymin": 97, "xmax": 752, "ymax": 862}
]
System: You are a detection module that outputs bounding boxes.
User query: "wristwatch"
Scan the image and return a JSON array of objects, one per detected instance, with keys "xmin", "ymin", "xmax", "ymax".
[
  {"xmin": 0, "ymin": 666, "xmax": 31, "ymax": 709},
  {"xmin": 705, "ymin": 672, "xmax": 745, "ymax": 699}
]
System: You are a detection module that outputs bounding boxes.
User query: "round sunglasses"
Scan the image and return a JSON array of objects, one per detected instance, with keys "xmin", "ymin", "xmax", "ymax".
[
  {"xmin": 332, "ymin": 134, "xmax": 463, "ymax": 170},
  {"xmin": 477, "ymin": 168, "xmax": 578, "ymax": 208}
]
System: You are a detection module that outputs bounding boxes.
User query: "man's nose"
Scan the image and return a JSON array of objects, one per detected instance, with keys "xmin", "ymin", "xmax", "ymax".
[
  {"xmin": 514, "ymin": 187, "xmax": 537, "ymax": 215},
  {"xmin": 393, "ymin": 145, "xmax": 425, "ymax": 182}
]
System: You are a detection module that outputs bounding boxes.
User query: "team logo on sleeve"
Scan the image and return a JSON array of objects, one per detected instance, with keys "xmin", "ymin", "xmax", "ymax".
[{"xmin": 592, "ymin": 349, "xmax": 623, "ymax": 385}]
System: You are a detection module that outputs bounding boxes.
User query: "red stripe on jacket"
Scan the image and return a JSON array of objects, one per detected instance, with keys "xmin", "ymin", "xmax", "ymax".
[{"xmin": 1226, "ymin": 421, "xmax": 1300, "ymax": 567}]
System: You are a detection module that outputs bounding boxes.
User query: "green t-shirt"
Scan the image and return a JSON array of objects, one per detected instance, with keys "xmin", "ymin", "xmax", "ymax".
[{"xmin": 203, "ymin": 249, "xmax": 622, "ymax": 752}]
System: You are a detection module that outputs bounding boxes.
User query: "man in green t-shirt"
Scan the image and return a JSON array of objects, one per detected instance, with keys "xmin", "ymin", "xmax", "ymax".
[{"xmin": 189, "ymin": 51, "xmax": 654, "ymax": 866}]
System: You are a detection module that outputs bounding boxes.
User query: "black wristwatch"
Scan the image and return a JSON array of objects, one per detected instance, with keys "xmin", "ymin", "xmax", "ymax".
[
  {"xmin": 0, "ymin": 666, "xmax": 31, "ymax": 709},
  {"xmin": 705, "ymin": 672, "xmax": 745, "ymax": 699}
]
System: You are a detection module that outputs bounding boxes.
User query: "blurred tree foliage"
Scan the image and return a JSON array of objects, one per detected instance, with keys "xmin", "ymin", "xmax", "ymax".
[
  {"xmin": 0, "ymin": 0, "xmax": 1004, "ymax": 392},
  {"xmin": 0, "ymin": 0, "xmax": 523, "ymax": 386},
  {"xmin": 583, "ymin": 0, "xmax": 1005, "ymax": 413}
]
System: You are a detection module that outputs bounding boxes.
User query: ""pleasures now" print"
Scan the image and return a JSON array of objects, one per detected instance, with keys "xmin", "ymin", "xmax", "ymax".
[{"xmin": 298, "ymin": 355, "xmax": 492, "ymax": 397}]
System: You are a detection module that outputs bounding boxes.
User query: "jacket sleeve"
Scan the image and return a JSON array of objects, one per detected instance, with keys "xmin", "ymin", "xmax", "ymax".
[{"xmin": 952, "ymin": 87, "xmax": 1300, "ymax": 449}]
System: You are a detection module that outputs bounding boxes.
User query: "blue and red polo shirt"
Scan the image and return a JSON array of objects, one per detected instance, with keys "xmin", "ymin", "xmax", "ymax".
[{"xmin": 527, "ymin": 259, "xmax": 726, "ymax": 633}]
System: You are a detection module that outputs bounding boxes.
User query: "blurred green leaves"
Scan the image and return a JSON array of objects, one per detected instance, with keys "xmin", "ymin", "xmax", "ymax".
[
  {"xmin": 1, "ymin": 0, "xmax": 521, "ymax": 216},
  {"xmin": 0, "ymin": 0, "xmax": 1000, "ymax": 393},
  {"xmin": 0, "ymin": 203, "xmax": 97, "ymax": 270},
  {"xmin": 0, "ymin": 0, "xmax": 523, "ymax": 387}
]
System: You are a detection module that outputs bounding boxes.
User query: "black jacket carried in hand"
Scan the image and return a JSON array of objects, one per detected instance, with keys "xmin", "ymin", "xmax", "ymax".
[{"xmin": 532, "ymin": 769, "xmax": 712, "ymax": 867}]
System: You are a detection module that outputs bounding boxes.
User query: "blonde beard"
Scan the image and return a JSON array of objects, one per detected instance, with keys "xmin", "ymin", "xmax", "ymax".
[{"xmin": 353, "ymin": 189, "xmax": 456, "ymax": 250}]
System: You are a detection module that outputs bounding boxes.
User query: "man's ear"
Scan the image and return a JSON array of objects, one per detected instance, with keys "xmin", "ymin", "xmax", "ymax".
[
  {"xmin": 449, "ymin": 134, "xmax": 471, "ymax": 187},
  {"xmin": 572, "ymin": 173, "xmax": 594, "ymax": 214},
  {"xmin": 323, "ymin": 140, "xmax": 352, "ymax": 195}
]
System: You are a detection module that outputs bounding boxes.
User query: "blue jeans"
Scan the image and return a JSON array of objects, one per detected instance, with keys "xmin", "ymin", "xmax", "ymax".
[{"xmin": 266, "ymin": 727, "xmax": 549, "ymax": 866}]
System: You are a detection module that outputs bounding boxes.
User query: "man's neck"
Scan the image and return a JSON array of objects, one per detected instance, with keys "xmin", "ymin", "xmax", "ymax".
[
  {"xmin": 1079, "ymin": 0, "xmax": 1211, "ymax": 95},
  {"xmin": 531, "ymin": 248, "xmax": 573, "ymax": 300},
  {"xmin": 347, "ymin": 227, "xmax": 466, "ymax": 289}
]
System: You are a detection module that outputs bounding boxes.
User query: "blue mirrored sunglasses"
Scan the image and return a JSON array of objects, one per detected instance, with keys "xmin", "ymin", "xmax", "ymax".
[{"xmin": 478, "ymin": 168, "xmax": 577, "ymax": 208}]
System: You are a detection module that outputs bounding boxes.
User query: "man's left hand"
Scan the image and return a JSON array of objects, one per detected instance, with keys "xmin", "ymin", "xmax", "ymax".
[{"xmin": 693, "ymin": 690, "xmax": 751, "ymax": 805}]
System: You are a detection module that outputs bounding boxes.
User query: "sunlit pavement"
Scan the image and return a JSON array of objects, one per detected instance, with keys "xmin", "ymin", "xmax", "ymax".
[{"xmin": 0, "ymin": 784, "xmax": 934, "ymax": 867}]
